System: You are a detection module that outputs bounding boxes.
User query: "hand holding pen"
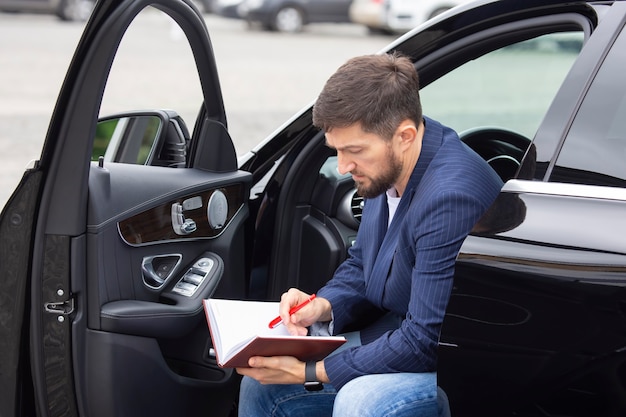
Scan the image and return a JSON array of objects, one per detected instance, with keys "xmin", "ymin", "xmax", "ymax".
[{"xmin": 269, "ymin": 294, "xmax": 316, "ymax": 329}]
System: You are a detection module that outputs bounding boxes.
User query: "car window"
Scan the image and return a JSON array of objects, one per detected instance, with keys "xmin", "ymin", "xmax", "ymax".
[
  {"xmin": 93, "ymin": 7, "xmax": 203, "ymax": 164},
  {"xmin": 550, "ymin": 27, "xmax": 626, "ymax": 187},
  {"xmin": 420, "ymin": 32, "xmax": 583, "ymax": 140}
]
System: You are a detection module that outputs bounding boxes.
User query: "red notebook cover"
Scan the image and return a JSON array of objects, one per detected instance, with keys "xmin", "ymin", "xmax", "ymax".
[
  {"xmin": 217, "ymin": 335, "xmax": 347, "ymax": 368},
  {"xmin": 203, "ymin": 298, "xmax": 346, "ymax": 368}
]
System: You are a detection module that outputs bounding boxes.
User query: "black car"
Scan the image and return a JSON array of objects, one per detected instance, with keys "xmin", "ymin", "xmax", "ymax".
[
  {"xmin": 238, "ymin": 0, "xmax": 353, "ymax": 32},
  {"xmin": 1, "ymin": 0, "xmax": 626, "ymax": 416}
]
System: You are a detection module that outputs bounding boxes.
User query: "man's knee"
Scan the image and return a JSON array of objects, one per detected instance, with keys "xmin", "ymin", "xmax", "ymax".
[
  {"xmin": 437, "ymin": 386, "xmax": 451, "ymax": 417},
  {"xmin": 333, "ymin": 373, "xmax": 438, "ymax": 417}
]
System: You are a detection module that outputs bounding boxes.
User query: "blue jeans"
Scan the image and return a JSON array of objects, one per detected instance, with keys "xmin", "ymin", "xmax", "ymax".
[{"xmin": 238, "ymin": 372, "xmax": 451, "ymax": 417}]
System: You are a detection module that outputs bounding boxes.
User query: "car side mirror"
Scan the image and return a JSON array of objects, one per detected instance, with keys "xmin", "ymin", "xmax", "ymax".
[{"xmin": 93, "ymin": 110, "xmax": 190, "ymax": 167}]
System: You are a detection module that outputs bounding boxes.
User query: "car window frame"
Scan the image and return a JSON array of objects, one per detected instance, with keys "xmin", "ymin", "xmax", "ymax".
[
  {"xmin": 531, "ymin": 2, "xmax": 626, "ymax": 181},
  {"xmin": 410, "ymin": 13, "xmax": 593, "ymax": 86},
  {"xmin": 419, "ymin": 30, "xmax": 586, "ymax": 142},
  {"xmin": 550, "ymin": 13, "xmax": 626, "ymax": 188},
  {"xmin": 409, "ymin": 13, "xmax": 594, "ymax": 185}
]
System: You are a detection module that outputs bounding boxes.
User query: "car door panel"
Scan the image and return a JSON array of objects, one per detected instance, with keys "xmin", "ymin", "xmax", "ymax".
[
  {"xmin": 0, "ymin": 169, "xmax": 43, "ymax": 417},
  {"xmin": 86, "ymin": 165, "xmax": 250, "ymax": 317},
  {"xmin": 9, "ymin": 0, "xmax": 247, "ymax": 414},
  {"xmin": 83, "ymin": 328, "xmax": 237, "ymax": 417},
  {"xmin": 79, "ymin": 162, "xmax": 250, "ymax": 416}
]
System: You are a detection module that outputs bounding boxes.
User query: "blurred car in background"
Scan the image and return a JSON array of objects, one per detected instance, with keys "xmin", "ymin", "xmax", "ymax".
[
  {"xmin": 350, "ymin": 0, "xmax": 470, "ymax": 34},
  {"xmin": 238, "ymin": 0, "xmax": 353, "ymax": 32},
  {"xmin": 193, "ymin": 0, "xmax": 216, "ymax": 13},
  {"xmin": 0, "ymin": 0, "xmax": 94, "ymax": 21},
  {"xmin": 212, "ymin": 0, "xmax": 244, "ymax": 17}
]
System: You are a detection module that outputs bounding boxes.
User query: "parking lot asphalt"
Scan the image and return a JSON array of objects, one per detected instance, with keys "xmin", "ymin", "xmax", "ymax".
[{"xmin": 0, "ymin": 11, "xmax": 392, "ymax": 210}]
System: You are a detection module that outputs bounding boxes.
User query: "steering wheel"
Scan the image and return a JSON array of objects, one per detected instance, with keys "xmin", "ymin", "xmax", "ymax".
[{"xmin": 459, "ymin": 127, "xmax": 531, "ymax": 181}]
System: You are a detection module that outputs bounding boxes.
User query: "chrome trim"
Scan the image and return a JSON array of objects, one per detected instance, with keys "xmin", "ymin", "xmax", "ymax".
[
  {"xmin": 142, "ymin": 254, "xmax": 183, "ymax": 290},
  {"xmin": 503, "ymin": 179, "xmax": 626, "ymax": 201}
]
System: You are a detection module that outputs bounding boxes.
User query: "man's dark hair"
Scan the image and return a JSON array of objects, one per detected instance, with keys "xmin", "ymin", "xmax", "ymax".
[{"xmin": 312, "ymin": 52, "xmax": 422, "ymax": 140}]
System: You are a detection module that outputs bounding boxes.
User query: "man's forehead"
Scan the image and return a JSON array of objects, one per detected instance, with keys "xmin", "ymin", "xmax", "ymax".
[{"xmin": 324, "ymin": 125, "xmax": 379, "ymax": 149}]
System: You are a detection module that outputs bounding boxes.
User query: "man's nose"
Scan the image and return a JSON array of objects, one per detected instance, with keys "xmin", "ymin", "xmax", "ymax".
[{"xmin": 336, "ymin": 154, "xmax": 355, "ymax": 175}]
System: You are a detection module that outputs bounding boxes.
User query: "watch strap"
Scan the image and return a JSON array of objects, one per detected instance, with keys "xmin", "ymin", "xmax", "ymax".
[{"xmin": 304, "ymin": 361, "xmax": 323, "ymax": 391}]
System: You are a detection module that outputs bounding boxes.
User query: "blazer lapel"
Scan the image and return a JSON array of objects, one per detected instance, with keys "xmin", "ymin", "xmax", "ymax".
[{"xmin": 365, "ymin": 188, "xmax": 415, "ymax": 305}]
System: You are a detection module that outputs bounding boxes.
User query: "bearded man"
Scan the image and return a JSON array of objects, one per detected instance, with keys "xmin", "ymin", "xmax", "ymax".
[{"xmin": 236, "ymin": 52, "xmax": 503, "ymax": 417}]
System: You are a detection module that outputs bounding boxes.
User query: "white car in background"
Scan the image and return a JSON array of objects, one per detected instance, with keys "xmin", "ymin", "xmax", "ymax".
[{"xmin": 350, "ymin": 0, "xmax": 471, "ymax": 34}]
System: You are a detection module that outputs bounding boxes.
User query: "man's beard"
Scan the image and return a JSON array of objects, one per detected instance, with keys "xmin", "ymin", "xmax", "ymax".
[{"xmin": 354, "ymin": 149, "xmax": 402, "ymax": 199}]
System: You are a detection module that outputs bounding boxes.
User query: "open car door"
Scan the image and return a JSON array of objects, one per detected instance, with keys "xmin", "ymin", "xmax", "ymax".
[{"xmin": 0, "ymin": 0, "xmax": 249, "ymax": 416}]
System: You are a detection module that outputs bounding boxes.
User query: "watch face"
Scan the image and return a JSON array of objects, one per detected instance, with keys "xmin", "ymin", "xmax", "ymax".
[{"xmin": 304, "ymin": 381, "xmax": 324, "ymax": 392}]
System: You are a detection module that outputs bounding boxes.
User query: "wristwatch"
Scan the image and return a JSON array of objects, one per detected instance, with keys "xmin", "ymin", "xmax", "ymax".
[{"xmin": 304, "ymin": 361, "xmax": 324, "ymax": 391}]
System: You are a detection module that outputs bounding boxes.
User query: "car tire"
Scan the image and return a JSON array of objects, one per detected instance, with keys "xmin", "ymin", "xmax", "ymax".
[
  {"xmin": 56, "ymin": 0, "xmax": 95, "ymax": 21},
  {"xmin": 272, "ymin": 6, "xmax": 305, "ymax": 33}
]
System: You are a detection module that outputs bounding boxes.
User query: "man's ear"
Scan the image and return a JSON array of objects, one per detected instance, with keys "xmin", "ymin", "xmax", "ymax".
[{"xmin": 396, "ymin": 119, "xmax": 418, "ymax": 150}]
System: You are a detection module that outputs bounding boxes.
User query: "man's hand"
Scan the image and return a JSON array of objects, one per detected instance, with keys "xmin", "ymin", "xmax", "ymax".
[
  {"xmin": 236, "ymin": 356, "xmax": 304, "ymax": 385},
  {"xmin": 236, "ymin": 356, "xmax": 329, "ymax": 385},
  {"xmin": 279, "ymin": 288, "xmax": 332, "ymax": 336}
]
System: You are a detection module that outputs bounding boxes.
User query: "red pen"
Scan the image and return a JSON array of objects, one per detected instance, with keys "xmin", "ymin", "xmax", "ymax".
[{"xmin": 268, "ymin": 294, "xmax": 316, "ymax": 328}]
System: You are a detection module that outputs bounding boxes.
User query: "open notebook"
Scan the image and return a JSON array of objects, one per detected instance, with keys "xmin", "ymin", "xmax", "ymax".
[{"xmin": 203, "ymin": 298, "xmax": 346, "ymax": 368}]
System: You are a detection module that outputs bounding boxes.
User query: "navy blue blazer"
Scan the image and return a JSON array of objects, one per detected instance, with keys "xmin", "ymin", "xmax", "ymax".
[{"xmin": 318, "ymin": 116, "xmax": 503, "ymax": 389}]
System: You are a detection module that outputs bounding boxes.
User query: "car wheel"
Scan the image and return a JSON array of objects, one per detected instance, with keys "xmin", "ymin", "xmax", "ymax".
[
  {"xmin": 273, "ymin": 6, "xmax": 305, "ymax": 33},
  {"xmin": 56, "ymin": 0, "xmax": 95, "ymax": 21}
]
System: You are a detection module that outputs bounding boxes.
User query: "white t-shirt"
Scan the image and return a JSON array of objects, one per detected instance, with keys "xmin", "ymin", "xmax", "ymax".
[{"xmin": 386, "ymin": 188, "xmax": 401, "ymax": 228}]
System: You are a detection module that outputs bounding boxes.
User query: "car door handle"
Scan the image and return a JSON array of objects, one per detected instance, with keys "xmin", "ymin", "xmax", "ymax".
[
  {"xmin": 102, "ymin": 253, "xmax": 223, "ymax": 338},
  {"xmin": 142, "ymin": 254, "xmax": 182, "ymax": 289},
  {"xmin": 171, "ymin": 202, "xmax": 197, "ymax": 235}
]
